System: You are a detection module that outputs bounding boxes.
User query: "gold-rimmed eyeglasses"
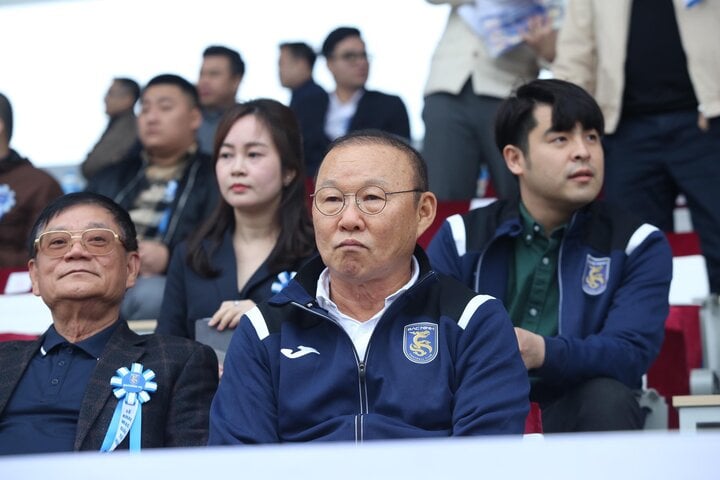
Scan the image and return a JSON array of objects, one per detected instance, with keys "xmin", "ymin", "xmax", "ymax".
[
  {"xmin": 34, "ymin": 228, "xmax": 122, "ymax": 258},
  {"xmin": 311, "ymin": 185, "xmax": 422, "ymax": 216}
]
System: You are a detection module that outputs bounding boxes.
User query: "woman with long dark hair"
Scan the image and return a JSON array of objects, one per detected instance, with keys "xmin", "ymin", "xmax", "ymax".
[{"xmin": 157, "ymin": 99, "xmax": 316, "ymax": 339}]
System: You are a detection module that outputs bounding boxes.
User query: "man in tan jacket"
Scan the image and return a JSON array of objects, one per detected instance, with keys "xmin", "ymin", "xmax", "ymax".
[
  {"xmin": 553, "ymin": 0, "xmax": 720, "ymax": 296},
  {"xmin": 422, "ymin": 0, "xmax": 559, "ymax": 201}
]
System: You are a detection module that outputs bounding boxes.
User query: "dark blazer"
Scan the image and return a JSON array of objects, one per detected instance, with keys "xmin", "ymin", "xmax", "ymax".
[
  {"xmin": 0, "ymin": 321, "xmax": 218, "ymax": 451},
  {"xmin": 290, "ymin": 80, "xmax": 330, "ymax": 176},
  {"xmin": 349, "ymin": 90, "xmax": 411, "ymax": 139},
  {"xmin": 293, "ymin": 89, "xmax": 411, "ymax": 174}
]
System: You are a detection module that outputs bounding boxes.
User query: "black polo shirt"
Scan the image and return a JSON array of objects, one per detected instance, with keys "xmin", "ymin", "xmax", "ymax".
[{"xmin": 0, "ymin": 322, "xmax": 118, "ymax": 455}]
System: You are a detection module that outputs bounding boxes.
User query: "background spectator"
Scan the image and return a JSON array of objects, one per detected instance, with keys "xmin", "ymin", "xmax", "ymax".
[
  {"xmin": 86, "ymin": 74, "xmax": 218, "ymax": 320},
  {"xmin": 0, "ymin": 92, "xmax": 63, "ymax": 268},
  {"xmin": 81, "ymin": 77, "xmax": 140, "ymax": 181},
  {"xmin": 315, "ymin": 27, "xmax": 411, "ymax": 148},
  {"xmin": 422, "ymin": 0, "xmax": 560, "ymax": 200},
  {"xmin": 197, "ymin": 46, "xmax": 244, "ymax": 156},
  {"xmin": 278, "ymin": 41, "xmax": 329, "ymax": 176},
  {"xmin": 552, "ymin": 0, "xmax": 720, "ymax": 295}
]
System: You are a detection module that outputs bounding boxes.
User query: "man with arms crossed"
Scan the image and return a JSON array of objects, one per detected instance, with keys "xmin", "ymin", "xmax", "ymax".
[{"xmin": 209, "ymin": 130, "xmax": 529, "ymax": 443}]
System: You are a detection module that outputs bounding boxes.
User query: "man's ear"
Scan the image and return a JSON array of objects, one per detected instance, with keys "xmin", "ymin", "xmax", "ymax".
[
  {"xmin": 125, "ymin": 251, "xmax": 141, "ymax": 290},
  {"xmin": 28, "ymin": 258, "xmax": 41, "ymax": 297},
  {"xmin": 415, "ymin": 191, "xmax": 437, "ymax": 239},
  {"xmin": 190, "ymin": 107, "xmax": 202, "ymax": 131},
  {"xmin": 231, "ymin": 74, "xmax": 243, "ymax": 93},
  {"xmin": 503, "ymin": 145, "xmax": 526, "ymax": 176},
  {"xmin": 325, "ymin": 57, "xmax": 337, "ymax": 78}
]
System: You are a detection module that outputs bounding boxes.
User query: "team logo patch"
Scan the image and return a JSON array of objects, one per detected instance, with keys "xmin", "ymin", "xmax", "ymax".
[
  {"xmin": 0, "ymin": 184, "xmax": 16, "ymax": 221},
  {"xmin": 403, "ymin": 322, "xmax": 438, "ymax": 364},
  {"xmin": 582, "ymin": 255, "xmax": 610, "ymax": 295}
]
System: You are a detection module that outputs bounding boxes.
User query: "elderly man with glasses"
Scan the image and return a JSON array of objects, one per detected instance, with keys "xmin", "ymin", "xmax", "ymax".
[
  {"xmin": 0, "ymin": 192, "xmax": 218, "ymax": 455},
  {"xmin": 209, "ymin": 129, "xmax": 529, "ymax": 444}
]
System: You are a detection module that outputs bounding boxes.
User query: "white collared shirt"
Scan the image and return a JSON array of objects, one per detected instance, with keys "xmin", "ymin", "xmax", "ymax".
[
  {"xmin": 316, "ymin": 257, "xmax": 420, "ymax": 359},
  {"xmin": 324, "ymin": 90, "xmax": 364, "ymax": 141}
]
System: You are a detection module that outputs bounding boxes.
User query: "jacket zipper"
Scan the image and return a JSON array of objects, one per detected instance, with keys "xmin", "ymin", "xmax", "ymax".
[
  {"xmin": 289, "ymin": 270, "xmax": 436, "ymax": 442},
  {"xmin": 290, "ymin": 301, "xmax": 368, "ymax": 442}
]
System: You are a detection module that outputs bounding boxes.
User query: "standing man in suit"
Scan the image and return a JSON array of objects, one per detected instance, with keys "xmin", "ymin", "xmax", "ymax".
[
  {"xmin": 0, "ymin": 192, "xmax": 218, "ymax": 455},
  {"xmin": 278, "ymin": 41, "xmax": 329, "ymax": 176},
  {"xmin": 197, "ymin": 46, "xmax": 244, "ymax": 156},
  {"xmin": 319, "ymin": 27, "xmax": 411, "ymax": 149}
]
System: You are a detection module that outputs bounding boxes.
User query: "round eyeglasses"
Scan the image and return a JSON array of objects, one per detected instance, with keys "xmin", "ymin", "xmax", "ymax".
[
  {"xmin": 311, "ymin": 185, "xmax": 423, "ymax": 216},
  {"xmin": 34, "ymin": 228, "xmax": 122, "ymax": 258}
]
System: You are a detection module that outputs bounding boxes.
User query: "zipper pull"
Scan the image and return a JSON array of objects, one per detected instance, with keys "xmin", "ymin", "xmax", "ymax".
[{"xmin": 358, "ymin": 362, "xmax": 366, "ymax": 381}]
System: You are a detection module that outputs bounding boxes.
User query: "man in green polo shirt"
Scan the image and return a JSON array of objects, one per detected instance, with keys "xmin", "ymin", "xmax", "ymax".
[{"xmin": 428, "ymin": 79, "xmax": 673, "ymax": 432}]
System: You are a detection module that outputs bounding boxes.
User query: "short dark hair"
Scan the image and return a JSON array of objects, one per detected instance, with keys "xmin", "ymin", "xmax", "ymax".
[
  {"xmin": 495, "ymin": 79, "xmax": 604, "ymax": 155},
  {"xmin": 280, "ymin": 42, "xmax": 317, "ymax": 69},
  {"xmin": 28, "ymin": 192, "xmax": 138, "ymax": 258},
  {"xmin": 323, "ymin": 129, "xmax": 429, "ymax": 194},
  {"xmin": 0, "ymin": 92, "xmax": 13, "ymax": 143},
  {"xmin": 142, "ymin": 73, "xmax": 200, "ymax": 109},
  {"xmin": 114, "ymin": 77, "xmax": 141, "ymax": 103},
  {"xmin": 203, "ymin": 45, "xmax": 245, "ymax": 77},
  {"xmin": 321, "ymin": 26, "xmax": 361, "ymax": 58},
  {"xmin": 188, "ymin": 99, "xmax": 315, "ymax": 277}
]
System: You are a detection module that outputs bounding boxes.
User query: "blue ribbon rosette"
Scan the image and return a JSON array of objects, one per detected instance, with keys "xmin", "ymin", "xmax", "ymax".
[
  {"xmin": 100, "ymin": 363, "xmax": 157, "ymax": 452},
  {"xmin": 271, "ymin": 271, "xmax": 297, "ymax": 294}
]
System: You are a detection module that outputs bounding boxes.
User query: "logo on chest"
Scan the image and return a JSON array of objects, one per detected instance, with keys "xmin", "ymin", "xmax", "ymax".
[
  {"xmin": 582, "ymin": 254, "xmax": 610, "ymax": 295},
  {"xmin": 403, "ymin": 322, "xmax": 438, "ymax": 364}
]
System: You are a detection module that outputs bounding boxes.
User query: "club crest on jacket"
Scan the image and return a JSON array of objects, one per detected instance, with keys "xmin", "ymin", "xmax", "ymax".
[
  {"xmin": 582, "ymin": 254, "xmax": 610, "ymax": 295},
  {"xmin": 403, "ymin": 322, "xmax": 438, "ymax": 364}
]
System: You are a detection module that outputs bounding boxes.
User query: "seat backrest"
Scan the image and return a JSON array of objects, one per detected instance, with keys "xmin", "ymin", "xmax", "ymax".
[
  {"xmin": 524, "ymin": 401, "xmax": 543, "ymax": 434},
  {"xmin": 0, "ymin": 268, "xmax": 31, "ymax": 295},
  {"xmin": 418, "ymin": 200, "xmax": 471, "ymax": 250}
]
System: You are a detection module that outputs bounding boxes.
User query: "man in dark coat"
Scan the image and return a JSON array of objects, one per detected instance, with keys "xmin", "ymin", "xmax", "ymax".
[{"xmin": 0, "ymin": 192, "xmax": 217, "ymax": 455}]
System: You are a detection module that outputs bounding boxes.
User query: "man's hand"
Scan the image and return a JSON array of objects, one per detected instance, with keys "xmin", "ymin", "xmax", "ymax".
[
  {"xmin": 208, "ymin": 299, "xmax": 257, "ymax": 331},
  {"xmin": 514, "ymin": 327, "xmax": 546, "ymax": 370},
  {"xmin": 138, "ymin": 240, "xmax": 169, "ymax": 276},
  {"xmin": 522, "ymin": 14, "xmax": 558, "ymax": 63}
]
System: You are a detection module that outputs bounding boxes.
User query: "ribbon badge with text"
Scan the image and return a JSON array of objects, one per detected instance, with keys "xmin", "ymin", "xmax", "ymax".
[{"xmin": 100, "ymin": 362, "xmax": 157, "ymax": 452}]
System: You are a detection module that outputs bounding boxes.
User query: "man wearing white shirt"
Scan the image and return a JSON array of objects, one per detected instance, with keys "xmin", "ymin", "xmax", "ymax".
[
  {"xmin": 209, "ymin": 129, "xmax": 529, "ymax": 444},
  {"xmin": 319, "ymin": 27, "xmax": 411, "ymax": 145}
]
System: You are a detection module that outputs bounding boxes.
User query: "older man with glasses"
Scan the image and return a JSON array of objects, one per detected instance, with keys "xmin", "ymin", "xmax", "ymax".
[
  {"xmin": 0, "ymin": 192, "xmax": 218, "ymax": 455},
  {"xmin": 209, "ymin": 129, "xmax": 529, "ymax": 444}
]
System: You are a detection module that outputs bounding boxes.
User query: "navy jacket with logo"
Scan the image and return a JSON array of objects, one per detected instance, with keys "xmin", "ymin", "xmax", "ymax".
[
  {"xmin": 427, "ymin": 199, "xmax": 673, "ymax": 390},
  {"xmin": 208, "ymin": 248, "xmax": 529, "ymax": 444}
]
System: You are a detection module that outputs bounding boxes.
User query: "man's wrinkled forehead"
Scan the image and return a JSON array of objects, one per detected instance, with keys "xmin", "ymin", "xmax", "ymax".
[
  {"xmin": 317, "ymin": 143, "xmax": 409, "ymax": 187},
  {"xmin": 40, "ymin": 205, "xmax": 115, "ymax": 233}
]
